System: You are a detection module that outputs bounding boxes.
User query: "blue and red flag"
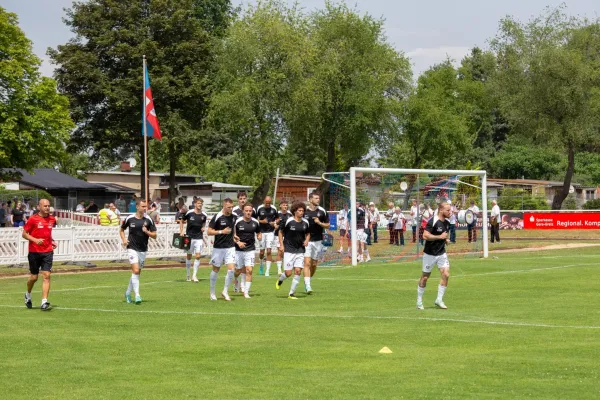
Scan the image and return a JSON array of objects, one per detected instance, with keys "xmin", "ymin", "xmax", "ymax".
[{"xmin": 144, "ymin": 66, "xmax": 162, "ymax": 141}]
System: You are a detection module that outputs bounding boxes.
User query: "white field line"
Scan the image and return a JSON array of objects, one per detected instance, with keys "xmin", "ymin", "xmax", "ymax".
[
  {"xmin": 0, "ymin": 304, "xmax": 598, "ymax": 330},
  {"xmin": 0, "ymin": 280, "xmax": 177, "ymax": 295}
]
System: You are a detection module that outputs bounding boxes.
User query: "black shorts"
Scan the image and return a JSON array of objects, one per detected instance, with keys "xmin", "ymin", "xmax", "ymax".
[
  {"xmin": 28, "ymin": 252, "xmax": 53, "ymax": 275},
  {"xmin": 340, "ymin": 229, "xmax": 347, "ymax": 237}
]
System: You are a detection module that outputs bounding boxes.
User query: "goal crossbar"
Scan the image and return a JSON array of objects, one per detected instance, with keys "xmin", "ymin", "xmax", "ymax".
[{"xmin": 348, "ymin": 167, "xmax": 489, "ymax": 266}]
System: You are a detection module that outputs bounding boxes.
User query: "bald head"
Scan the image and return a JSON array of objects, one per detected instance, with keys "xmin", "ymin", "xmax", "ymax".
[
  {"xmin": 38, "ymin": 199, "xmax": 51, "ymax": 217},
  {"xmin": 264, "ymin": 196, "xmax": 272, "ymax": 207}
]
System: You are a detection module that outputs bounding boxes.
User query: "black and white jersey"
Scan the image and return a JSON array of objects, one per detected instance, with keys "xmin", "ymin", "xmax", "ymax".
[
  {"xmin": 275, "ymin": 210, "xmax": 292, "ymax": 235},
  {"xmin": 121, "ymin": 215, "xmax": 157, "ymax": 252},
  {"xmin": 282, "ymin": 217, "xmax": 310, "ymax": 254},
  {"xmin": 304, "ymin": 206, "xmax": 329, "ymax": 242},
  {"xmin": 182, "ymin": 210, "xmax": 207, "ymax": 240},
  {"xmin": 256, "ymin": 204, "xmax": 278, "ymax": 233},
  {"xmin": 234, "ymin": 217, "xmax": 261, "ymax": 252},
  {"xmin": 209, "ymin": 212, "xmax": 236, "ymax": 249},
  {"xmin": 349, "ymin": 207, "xmax": 367, "ymax": 229},
  {"xmin": 424, "ymin": 216, "xmax": 450, "ymax": 256},
  {"xmin": 232, "ymin": 205, "xmax": 257, "ymax": 219}
]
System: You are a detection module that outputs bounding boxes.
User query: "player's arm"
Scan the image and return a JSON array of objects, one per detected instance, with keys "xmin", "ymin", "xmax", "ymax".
[
  {"xmin": 143, "ymin": 222, "xmax": 158, "ymax": 240},
  {"xmin": 423, "ymin": 221, "xmax": 447, "ymax": 241},
  {"xmin": 278, "ymin": 229, "xmax": 284, "ymax": 248},
  {"xmin": 21, "ymin": 222, "xmax": 44, "ymax": 245},
  {"xmin": 316, "ymin": 212, "xmax": 330, "ymax": 229},
  {"xmin": 303, "ymin": 232, "xmax": 310, "ymax": 247},
  {"xmin": 207, "ymin": 216, "xmax": 219, "ymax": 236},
  {"xmin": 179, "ymin": 215, "xmax": 185, "ymax": 236},
  {"xmin": 119, "ymin": 228, "xmax": 128, "ymax": 247}
]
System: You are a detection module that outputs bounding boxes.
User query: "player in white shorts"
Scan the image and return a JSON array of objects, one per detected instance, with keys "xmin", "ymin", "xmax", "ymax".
[
  {"xmin": 303, "ymin": 191, "xmax": 330, "ymax": 293},
  {"xmin": 120, "ymin": 199, "xmax": 157, "ymax": 304},
  {"xmin": 274, "ymin": 200, "xmax": 292, "ymax": 275},
  {"xmin": 275, "ymin": 202, "xmax": 310, "ymax": 299},
  {"xmin": 207, "ymin": 198, "xmax": 237, "ymax": 301},
  {"xmin": 349, "ymin": 201, "xmax": 370, "ymax": 262},
  {"xmin": 179, "ymin": 198, "xmax": 208, "ymax": 282},
  {"xmin": 233, "ymin": 203, "xmax": 262, "ymax": 298},
  {"xmin": 257, "ymin": 196, "xmax": 279, "ymax": 276},
  {"xmin": 417, "ymin": 201, "xmax": 452, "ymax": 310}
]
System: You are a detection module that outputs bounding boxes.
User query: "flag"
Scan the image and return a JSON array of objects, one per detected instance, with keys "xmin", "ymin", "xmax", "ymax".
[{"xmin": 144, "ymin": 66, "xmax": 162, "ymax": 140}]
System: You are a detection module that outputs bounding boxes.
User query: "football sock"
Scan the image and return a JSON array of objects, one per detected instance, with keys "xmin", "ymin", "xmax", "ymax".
[
  {"xmin": 304, "ymin": 277, "xmax": 311, "ymax": 287},
  {"xmin": 192, "ymin": 259, "xmax": 200, "ymax": 278},
  {"xmin": 417, "ymin": 285, "xmax": 425, "ymax": 302},
  {"xmin": 278, "ymin": 273, "xmax": 288, "ymax": 283},
  {"xmin": 436, "ymin": 285, "xmax": 446, "ymax": 302},
  {"xmin": 240, "ymin": 273, "xmax": 246, "ymax": 289},
  {"xmin": 25, "ymin": 292, "xmax": 31, "ymax": 299},
  {"xmin": 245, "ymin": 282, "xmax": 252, "ymax": 292},
  {"xmin": 126, "ymin": 277, "xmax": 133, "ymax": 296},
  {"xmin": 209, "ymin": 271, "xmax": 218, "ymax": 294},
  {"xmin": 185, "ymin": 259, "xmax": 191, "ymax": 277},
  {"xmin": 224, "ymin": 270, "xmax": 234, "ymax": 291},
  {"xmin": 289, "ymin": 274, "xmax": 301, "ymax": 295},
  {"xmin": 265, "ymin": 261, "xmax": 271, "ymax": 274},
  {"xmin": 276, "ymin": 261, "xmax": 282, "ymax": 273},
  {"xmin": 131, "ymin": 274, "xmax": 140, "ymax": 297},
  {"xmin": 41, "ymin": 298, "xmax": 47, "ymax": 305}
]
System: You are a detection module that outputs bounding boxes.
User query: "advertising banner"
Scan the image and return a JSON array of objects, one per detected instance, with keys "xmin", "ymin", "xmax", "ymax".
[{"xmin": 523, "ymin": 212, "xmax": 600, "ymax": 230}]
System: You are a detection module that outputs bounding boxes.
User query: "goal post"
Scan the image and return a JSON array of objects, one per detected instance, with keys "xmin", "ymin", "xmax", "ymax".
[{"xmin": 348, "ymin": 167, "xmax": 488, "ymax": 266}]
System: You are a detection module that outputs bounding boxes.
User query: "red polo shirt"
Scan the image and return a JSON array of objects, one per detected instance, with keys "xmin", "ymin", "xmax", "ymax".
[{"xmin": 24, "ymin": 214, "xmax": 56, "ymax": 253}]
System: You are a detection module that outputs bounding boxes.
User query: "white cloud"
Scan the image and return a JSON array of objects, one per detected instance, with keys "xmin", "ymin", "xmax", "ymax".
[
  {"xmin": 407, "ymin": 46, "xmax": 472, "ymax": 77},
  {"xmin": 38, "ymin": 57, "xmax": 55, "ymax": 78}
]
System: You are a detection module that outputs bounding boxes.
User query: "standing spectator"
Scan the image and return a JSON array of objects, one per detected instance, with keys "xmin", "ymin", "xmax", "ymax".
[
  {"xmin": 384, "ymin": 202, "xmax": 395, "ymax": 244},
  {"xmin": 0, "ymin": 203, "xmax": 6, "ymax": 227},
  {"xmin": 98, "ymin": 203, "xmax": 113, "ymax": 226},
  {"xmin": 337, "ymin": 204, "xmax": 349, "ymax": 254},
  {"xmin": 418, "ymin": 204, "xmax": 431, "ymax": 246},
  {"xmin": 148, "ymin": 203, "xmax": 160, "ymax": 224},
  {"xmin": 109, "ymin": 203, "xmax": 121, "ymax": 226},
  {"xmin": 175, "ymin": 204, "xmax": 188, "ymax": 222},
  {"xmin": 75, "ymin": 201, "xmax": 85, "ymax": 213},
  {"xmin": 128, "ymin": 195, "xmax": 137, "ymax": 213},
  {"xmin": 368, "ymin": 202, "xmax": 380, "ymax": 244},
  {"xmin": 448, "ymin": 200, "xmax": 457, "ymax": 244},
  {"xmin": 467, "ymin": 200, "xmax": 480, "ymax": 243},
  {"xmin": 490, "ymin": 200, "xmax": 501, "ymax": 243},
  {"xmin": 116, "ymin": 195, "xmax": 127, "ymax": 214},
  {"xmin": 153, "ymin": 197, "xmax": 162, "ymax": 212},
  {"xmin": 11, "ymin": 201, "xmax": 27, "ymax": 227},
  {"xmin": 392, "ymin": 207, "xmax": 406, "ymax": 246},
  {"xmin": 410, "ymin": 199, "xmax": 418, "ymax": 243},
  {"xmin": 85, "ymin": 200, "xmax": 99, "ymax": 213}
]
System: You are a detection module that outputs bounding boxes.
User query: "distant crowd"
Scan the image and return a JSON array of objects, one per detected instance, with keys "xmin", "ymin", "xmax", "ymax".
[{"xmin": 0, "ymin": 200, "xmax": 55, "ymax": 228}]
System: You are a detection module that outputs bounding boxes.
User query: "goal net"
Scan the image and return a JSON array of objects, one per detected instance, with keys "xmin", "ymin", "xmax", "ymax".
[{"xmin": 322, "ymin": 168, "xmax": 489, "ymax": 266}]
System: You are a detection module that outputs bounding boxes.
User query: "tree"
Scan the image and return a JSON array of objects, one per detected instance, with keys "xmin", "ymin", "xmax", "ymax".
[
  {"xmin": 490, "ymin": 7, "xmax": 600, "ymax": 209},
  {"xmin": 0, "ymin": 7, "xmax": 74, "ymax": 179},
  {"xmin": 49, "ymin": 0, "xmax": 232, "ymax": 205},
  {"xmin": 490, "ymin": 137, "xmax": 563, "ymax": 180}
]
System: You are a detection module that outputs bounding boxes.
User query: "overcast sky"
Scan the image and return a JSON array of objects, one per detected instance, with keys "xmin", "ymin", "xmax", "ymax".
[{"xmin": 3, "ymin": 0, "xmax": 599, "ymax": 78}]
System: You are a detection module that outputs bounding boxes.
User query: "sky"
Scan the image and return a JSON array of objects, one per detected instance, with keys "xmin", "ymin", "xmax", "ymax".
[{"xmin": 3, "ymin": 0, "xmax": 599, "ymax": 78}]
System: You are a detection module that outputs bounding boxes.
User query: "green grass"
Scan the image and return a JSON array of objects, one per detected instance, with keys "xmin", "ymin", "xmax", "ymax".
[{"xmin": 1, "ymin": 247, "xmax": 600, "ymax": 399}]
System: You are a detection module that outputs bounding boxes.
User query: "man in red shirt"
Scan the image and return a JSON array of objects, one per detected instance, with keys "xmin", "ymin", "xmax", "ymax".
[{"xmin": 22, "ymin": 199, "xmax": 56, "ymax": 311}]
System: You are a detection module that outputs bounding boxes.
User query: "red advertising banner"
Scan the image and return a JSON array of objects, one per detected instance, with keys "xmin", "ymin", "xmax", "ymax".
[{"xmin": 523, "ymin": 212, "xmax": 600, "ymax": 229}]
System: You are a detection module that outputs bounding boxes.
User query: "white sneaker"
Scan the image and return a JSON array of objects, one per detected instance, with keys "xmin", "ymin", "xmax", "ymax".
[
  {"xmin": 434, "ymin": 300, "xmax": 447, "ymax": 309},
  {"xmin": 277, "ymin": 269, "xmax": 282, "ymax": 275},
  {"xmin": 265, "ymin": 270, "xmax": 270, "ymax": 277},
  {"xmin": 417, "ymin": 300, "xmax": 424, "ymax": 310},
  {"xmin": 243, "ymin": 291, "xmax": 251, "ymax": 299},
  {"xmin": 221, "ymin": 291, "xmax": 231, "ymax": 301},
  {"xmin": 192, "ymin": 277, "xmax": 199, "ymax": 283},
  {"xmin": 210, "ymin": 293, "xmax": 217, "ymax": 301},
  {"xmin": 186, "ymin": 276, "xmax": 191, "ymax": 282},
  {"xmin": 366, "ymin": 256, "xmax": 371, "ymax": 262}
]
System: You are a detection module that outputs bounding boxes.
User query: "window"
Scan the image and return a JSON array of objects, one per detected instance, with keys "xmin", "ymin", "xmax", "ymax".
[{"xmin": 307, "ymin": 187, "xmax": 317, "ymax": 201}]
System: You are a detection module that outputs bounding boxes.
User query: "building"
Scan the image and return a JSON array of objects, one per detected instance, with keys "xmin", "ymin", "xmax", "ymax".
[
  {"xmin": 274, "ymin": 175, "xmax": 322, "ymax": 203},
  {"xmin": 488, "ymin": 178, "xmax": 597, "ymax": 208}
]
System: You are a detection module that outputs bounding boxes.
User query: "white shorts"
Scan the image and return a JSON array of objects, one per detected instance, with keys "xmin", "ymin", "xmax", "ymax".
[
  {"xmin": 187, "ymin": 238, "xmax": 204, "ymax": 255},
  {"xmin": 127, "ymin": 249, "xmax": 147, "ymax": 268},
  {"xmin": 422, "ymin": 253, "xmax": 450, "ymax": 273},
  {"xmin": 356, "ymin": 229, "xmax": 367, "ymax": 243},
  {"xmin": 260, "ymin": 231, "xmax": 276, "ymax": 249},
  {"xmin": 304, "ymin": 241, "xmax": 323, "ymax": 261},
  {"xmin": 283, "ymin": 253, "xmax": 304, "ymax": 271},
  {"xmin": 210, "ymin": 247, "xmax": 236, "ymax": 268},
  {"xmin": 236, "ymin": 251, "xmax": 255, "ymax": 270}
]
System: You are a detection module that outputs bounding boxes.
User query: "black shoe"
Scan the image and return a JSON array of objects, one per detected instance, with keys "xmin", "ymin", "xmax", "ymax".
[
  {"xmin": 25, "ymin": 293, "xmax": 32, "ymax": 309},
  {"xmin": 41, "ymin": 302, "xmax": 51, "ymax": 311}
]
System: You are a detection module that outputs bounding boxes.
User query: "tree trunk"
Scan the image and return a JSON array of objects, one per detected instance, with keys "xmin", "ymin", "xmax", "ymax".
[
  {"xmin": 168, "ymin": 141, "xmax": 178, "ymax": 212},
  {"xmin": 251, "ymin": 173, "xmax": 271, "ymax": 208},
  {"xmin": 551, "ymin": 141, "xmax": 575, "ymax": 210}
]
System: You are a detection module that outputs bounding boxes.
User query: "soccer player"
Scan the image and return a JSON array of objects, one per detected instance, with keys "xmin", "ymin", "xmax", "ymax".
[
  {"xmin": 349, "ymin": 201, "xmax": 370, "ymax": 262},
  {"xmin": 179, "ymin": 198, "xmax": 208, "ymax": 282},
  {"xmin": 417, "ymin": 202, "xmax": 452, "ymax": 310},
  {"xmin": 233, "ymin": 203, "xmax": 262, "ymax": 298},
  {"xmin": 22, "ymin": 199, "xmax": 56, "ymax": 311},
  {"xmin": 338, "ymin": 204, "xmax": 349, "ymax": 254},
  {"xmin": 207, "ymin": 198, "xmax": 237, "ymax": 301},
  {"xmin": 303, "ymin": 191, "xmax": 330, "ymax": 293},
  {"xmin": 232, "ymin": 191, "xmax": 256, "ymax": 218},
  {"xmin": 276, "ymin": 202, "xmax": 310, "ymax": 299},
  {"xmin": 275, "ymin": 200, "xmax": 292, "ymax": 275},
  {"xmin": 257, "ymin": 196, "xmax": 279, "ymax": 276},
  {"xmin": 120, "ymin": 199, "xmax": 158, "ymax": 304}
]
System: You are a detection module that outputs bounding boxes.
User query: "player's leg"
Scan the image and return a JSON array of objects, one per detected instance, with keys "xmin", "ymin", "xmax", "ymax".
[
  {"xmin": 192, "ymin": 239, "xmax": 202, "ymax": 282},
  {"xmin": 234, "ymin": 252, "xmax": 245, "ymax": 292},
  {"xmin": 265, "ymin": 244, "xmax": 273, "ymax": 277},
  {"xmin": 289, "ymin": 256, "xmax": 303, "ymax": 299},
  {"xmin": 276, "ymin": 245, "xmax": 284, "ymax": 275},
  {"xmin": 185, "ymin": 252, "xmax": 192, "ymax": 281},
  {"xmin": 417, "ymin": 254, "xmax": 435, "ymax": 310},
  {"xmin": 435, "ymin": 254, "xmax": 450, "ymax": 309},
  {"xmin": 209, "ymin": 249, "xmax": 224, "ymax": 300},
  {"xmin": 244, "ymin": 254, "xmax": 254, "ymax": 298},
  {"xmin": 276, "ymin": 253, "xmax": 294, "ymax": 290},
  {"xmin": 373, "ymin": 224, "xmax": 378, "ymax": 243},
  {"xmin": 258, "ymin": 238, "xmax": 266, "ymax": 275},
  {"xmin": 221, "ymin": 248, "xmax": 236, "ymax": 300},
  {"xmin": 25, "ymin": 253, "xmax": 40, "ymax": 309},
  {"xmin": 362, "ymin": 234, "xmax": 371, "ymax": 262},
  {"xmin": 412, "ymin": 225, "xmax": 417, "ymax": 243}
]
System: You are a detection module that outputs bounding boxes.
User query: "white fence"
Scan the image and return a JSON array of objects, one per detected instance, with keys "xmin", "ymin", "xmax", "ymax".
[{"xmin": 0, "ymin": 224, "xmax": 212, "ymax": 266}]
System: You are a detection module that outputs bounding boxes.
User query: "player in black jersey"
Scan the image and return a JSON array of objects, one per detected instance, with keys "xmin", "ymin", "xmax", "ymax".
[
  {"xmin": 349, "ymin": 201, "xmax": 370, "ymax": 263},
  {"xmin": 119, "ymin": 199, "xmax": 157, "ymax": 304},
  {"xmin": 303, "ymin": 191, "xmax": 330, "ymax": 293},
  {"xmin": 275, "ymin": 200, "xmax": 292, "ymax": 275},
  {"xmin": 233, "ymin": 203, "xmax": 262, "ymax": 298},
  {"xmin": 417, "ymin": 202, "xmax": 452, "ymax": 310},
  {"xmin": 179, "ymin": 198, "xmax": 208, "ymax": 282},
  {"xmin": 256, "ymin": 196, "xmax": 279, "ymax": 276},
  {"xmin": 207, "ymin": 198, "xmax": 237, "ymax": 301},
  {"xmin": 275, "ymin": 202, "xmax": 310, "ymax": 299},
  {"xmin": 232, "ymin": 191, "xmax": 257, "ymax": 218}
]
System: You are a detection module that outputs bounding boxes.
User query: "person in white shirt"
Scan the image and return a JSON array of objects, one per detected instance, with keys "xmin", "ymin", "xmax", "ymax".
[
  {"xmin": 467, "ymin": 200, "xmax": 480, "ymax": 243},
  {"xmin": 409, "ymin": 199, "xmax": 418, "ymax": 243},
  {"xmin": 384, "ymin": 202, "xmax": 395, "ymax": 244},
  {"xmin": 418, "ymin": 204, "xmax": 430, "ymax": 245},
  {"xmin": 392, "ymin": 207, "xmax": 406, "ymax": 245},
  {"xmin": 367, "ymin": 202, "xmax": 380, "ymax": 244},
  {"xmin": 338, "ymin": 204, "xmax": 349, "ymax": 254},
  {"xmin": 448, "ymin": 200, "xmax": 457, "ymax": 243},
  {"xmin": 75, "ymin": 201, "xmax": 85, "ymax": 213},
  {"xmin": 490, "ymin": 200, "xmax": 501, "ymax": 243}
]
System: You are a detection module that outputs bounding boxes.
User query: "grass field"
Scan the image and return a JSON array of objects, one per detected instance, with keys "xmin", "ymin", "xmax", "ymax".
[{"xmin": 2, "ymin": 247, "xmax": 600, "ymax": 399}]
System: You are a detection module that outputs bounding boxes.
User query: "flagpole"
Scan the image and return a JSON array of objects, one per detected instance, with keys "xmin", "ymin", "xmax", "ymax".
[{"xmin": 143, "ymin": 55, "xmax": 149, "ymax": 203}]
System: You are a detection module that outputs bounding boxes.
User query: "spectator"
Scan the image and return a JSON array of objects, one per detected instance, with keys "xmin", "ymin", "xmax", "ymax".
[
  {"xmin": 6, "ymin": 201, "xmax": 13, "ymax": 225},
  {"xmin": 448, "ymin": 200, "xmax": 457, "ymax": 244},
  {"xmin": 148, "ymin": 203, "xmax": 160, "ymax": 224},
  {"xmin": 409, "ymin": 199, "xmax": 418, "ymax": 243},
  {"xmin": 467, "ymin": 200, "xmax": 480, "ymax": 243},
  {"xmin": 368, "ymin": 202, "xmax": 380, "ymax": 244},
  {"xmin": 11, "ymin": 201, "xmax": 27, "ymax": 227},
  {"xmin": 418, "ymin": 204, "xmax": 430, "ymax": 246},
  {"xmin": 152, "ymin": 197, "xmax": 162, "ymax": 212},
  {"xmin": 175, "ymin": 204, "xmax": 188, "ymax": 222},
  {"xmin": 49, "ymin": 207, "xmax": 58, "ymax": 227},
  {"xmin": 128, "ymin": 195, "xmax": 137, "ymax": 213},
  {"xmin": 392, "ymin": 207, "xmax": 406, "ymax": 246},
  {"xmin": 0, "ymin": 202, "xmax": 6, "ymax": 227},
  {"xmin": 98, "ymin": 203, "xmax": 112, "ymax": 226},
  {"xmin": 109, "ymin": 203, "xmax": 121, "ymax": 226},
  {"xmin": 85, "ymin": 200, "xmax": 99, "ymax": 213},
  {"xmin": 490, "ymin": 200, "xmax": 501, "ymax": 243},
  {"xmin": 75, "ymin": 201, "xmax": 85, "ymax": 213},
  {"xmin": 384, "ymin": 202, "xmax": 395, "ymax": 245},
  {"xmin": 116, "ymin": 195, "xmax": 127, "ymax": 213}
]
